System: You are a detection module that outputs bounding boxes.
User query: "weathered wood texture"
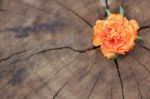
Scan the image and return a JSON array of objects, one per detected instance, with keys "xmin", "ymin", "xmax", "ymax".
[{"xmin": 0, "ymin": 0, "xmax": 150, "ymax": 99}]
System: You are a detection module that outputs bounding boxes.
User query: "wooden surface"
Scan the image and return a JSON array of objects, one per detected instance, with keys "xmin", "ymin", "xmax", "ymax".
[{"xmin": 0, "ymin": 0, "xmax": 150, "ymax": 99}]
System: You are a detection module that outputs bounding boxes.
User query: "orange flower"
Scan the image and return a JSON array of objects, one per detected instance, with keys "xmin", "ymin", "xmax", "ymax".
[{"xmin": 93, "ymin": 14, "xmax": 139, "ymax": 59}]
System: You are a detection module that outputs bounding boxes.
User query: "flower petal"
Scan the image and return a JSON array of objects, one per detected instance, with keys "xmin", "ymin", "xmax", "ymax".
[
  {"xmin": 93, "ymin": 14, "xmax": 139, "ymax": 59},
  {"xmin": 101, "ymin": 48, "xmax": 116, "ymax": 59},
  {"xmin": 93, "ymin": 34, "xmax": 101, "ymax": 46},
  {"xmin": 129, "ymin": 20, "xmax": 139, "ymax": 31}
]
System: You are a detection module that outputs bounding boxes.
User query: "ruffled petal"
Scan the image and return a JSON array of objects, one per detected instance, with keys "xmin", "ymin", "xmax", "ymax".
[
  {"xmin": 101, "ymin": 48, "xmax": 116, "ymax": 59},
  {"xmin": 129, "ymin": 20, "xmax": 139, "ymax": 31},
  {"xmin": 93, "ymin": 34, "xmax": 101, "ymax": 46}
]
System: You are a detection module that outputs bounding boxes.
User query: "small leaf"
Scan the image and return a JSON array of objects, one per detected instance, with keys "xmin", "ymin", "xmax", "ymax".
[
  {"xmin": 106, "ymin": 9, "xmax": 111, "ymax": 16},
  {"xmin": 114, "ymin": 54, "xmax": 119, "ymax": 60},
  {"xmin": 119, "ymin": 6, "xmax": 124, "ymax": 16},
  {"xmin": 110, "ymin": 54, "xmax": 119, "ymax": 60},
  {"xmin": 136, "ymin": 36, "xmax": 145, "ymax": 42}
]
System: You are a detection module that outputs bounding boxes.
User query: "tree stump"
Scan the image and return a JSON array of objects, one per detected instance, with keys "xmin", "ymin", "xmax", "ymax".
[{"xmin": 0, "ymin": 0, "xmax": 150, "ymax": 99}]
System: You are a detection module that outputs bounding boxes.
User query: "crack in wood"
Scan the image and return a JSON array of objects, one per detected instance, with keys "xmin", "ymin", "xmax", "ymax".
[
  {"xmin": 56, "ymin": 1, "xmax": 93, "ymax": 28},
  {"xmin": 22, "ymin": 53, "xmax": 81, "ymax": 99},
  {"xmin": 129, "ymin": 54, "xmax": 150, "ymax": 74},
  {"xmin": 86, "ymin": 70, "xmax": 101, "ymax": 99},
  {"xmin": 52, "ymin": 82, "xmax": 68, "ymax": 99},
  {"xmin": 77, "ymin": 60, "xmax": 98, "ymax": 82},
  {"xmin": 37, "ymin": 54, "xmax": 81, "ymax": 89},
  {"xmin": 114, "ymin": 59, "xmax": 124, "ymax": 99},
  {"xmin": 138, "ymin": 24, "xmax": 150, "ymax": 31},
  {"xmin": 35, "ymin": 46, "xmax": 99, "ymax": 54},
  {"xmin": 105, "ymin": 0, "xmax": 109, "ymax": 9},
  {"xmin": 139, "ymin": 44, "xmax": 150, "ymax": 51},
  {"xmin": 25, "ymin": 46, "xmax": 99, "ymax": 62},
  {"xmin": 129, "ymin": 66, "xmax": 143, "ymax": 99},
  {"xmin": 0, "ymin": 46, "xmax": 99, "ymax": 64},
  {"xmin": 51, "ymin": 56, "xmax": 100, "ymax": 99},
  {"xmin": 0, "ymin": 50, "xmax": 27, "ymax": 62}
]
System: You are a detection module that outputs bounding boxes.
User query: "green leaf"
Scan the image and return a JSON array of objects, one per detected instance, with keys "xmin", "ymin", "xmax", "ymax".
[
  {"xmin": 119, "ymin": 6, "xmax": 124, "ymax": 16},
  {"xmin": 110, "ymin": 54, "xmax": 119, "ymax": 60},
  {"xmin": 136, "ymin": 36, "xmax": 145, "ymax": 42},
  {"xmin": 114, "ymin": 54, "xmax": 119, "ymax": 60},
  {"xmin": 106, "ymin": 9, "xmax": 111, "ymax": 16}
]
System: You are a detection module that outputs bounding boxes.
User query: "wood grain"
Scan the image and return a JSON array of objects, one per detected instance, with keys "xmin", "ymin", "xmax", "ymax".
[{"xmin": 0, "ymin": 0, "xmax": 150, "ymax": 99}]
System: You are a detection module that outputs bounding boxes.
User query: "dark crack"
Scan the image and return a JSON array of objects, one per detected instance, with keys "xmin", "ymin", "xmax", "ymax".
[
  {"xmin": 105, "ymin": 0, "xmax": 109, "ymax": 9},
  {"xmin": 138, "ymin": 24, "xmax": 150, "ymax": 31},
  {"xmin": 0, "ymin": 46, "xmax": 98, "ymax": 70},
  {"xmin": 56, "ymin": 1, "xmax": 93, "ymax": 28},
  {"xmin": 129, "ymin": 54, "xmax": 150, "ymax": 74},
  {"xmin": 77, "ymin": 60, "xmax": 98, "ymax": 82},
  {"xmin": 139, "ymin": 44, "xmax": 150, "ymax": 51},
  {"xmin": 86, "ymin": 71, "xmax": 101, "ymax": 99},
  {"xmin": 37, "ymin": 53, "xmax": 81, "ymax": 89},
  {"xmin": 8, "ymin": 46, "xmax": 98, "ymax": 66},
  {"xmin": 0, "ymin": 50, "xmax": 27, "ymax": 62},
  {"xmin": 114, "ymin": 59, "xmax": 124, "ymax": 99},
  {"xmin": 53, "ymin": 82, "xmax": 68, "ymax": 99},
  {"xmin": 129, "ymin": 66, "xmax": 143, "ymax": 99},
  {"xmin": 26, "ymin": 46, "xmax": 99, "ymax": 61},
  {"xmin": 35, "ymin": 46, "xmax": 99, "ymax": 54},
  {"xmin": 22, "ymin": 53, "xmax": 80, "ymax": 99}
]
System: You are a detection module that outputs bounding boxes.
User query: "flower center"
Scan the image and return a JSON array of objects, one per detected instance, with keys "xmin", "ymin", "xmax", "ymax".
[{"xmin": 109, "ymin": 38, "xmax": 115, "ymax": 44}]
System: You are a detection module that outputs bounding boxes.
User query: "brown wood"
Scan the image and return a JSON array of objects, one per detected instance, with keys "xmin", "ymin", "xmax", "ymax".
[{"xmin": 0, "ymin": 0, "xmax": 150, "ymax": 99}]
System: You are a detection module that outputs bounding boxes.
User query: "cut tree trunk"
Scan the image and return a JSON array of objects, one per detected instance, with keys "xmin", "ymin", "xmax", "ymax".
[{"xmin": 0, "ymin": 0, "xmax": 150, "ymax": 99}]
